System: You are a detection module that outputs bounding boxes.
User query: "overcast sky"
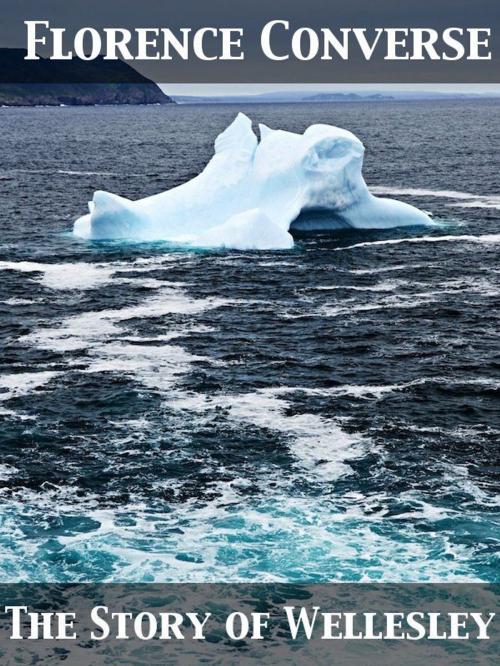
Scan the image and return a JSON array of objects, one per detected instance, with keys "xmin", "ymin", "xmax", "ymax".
[{"xmin": 161, "ymin": 83, "xmax": 500, "ymax": 96}]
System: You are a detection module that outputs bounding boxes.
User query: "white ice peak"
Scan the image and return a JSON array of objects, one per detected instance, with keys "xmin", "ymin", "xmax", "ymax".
[{"xmin": 73, "ymin": 113, "xmax": 432, "ymax": 249}]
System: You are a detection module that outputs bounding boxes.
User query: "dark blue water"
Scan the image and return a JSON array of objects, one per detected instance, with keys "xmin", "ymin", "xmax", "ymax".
[{"xmin": 0, "ymin": 101, "xmax": 498, "ymax": 583}]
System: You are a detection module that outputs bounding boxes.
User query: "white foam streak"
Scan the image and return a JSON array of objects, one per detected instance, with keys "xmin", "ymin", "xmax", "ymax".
[
  {"xmin": 370, "ymin": 185, "xmax": 500, "ymax": 209},
  {"xmin": 22, "ymin": 288, "xmax": 227, "ymax": 351},
  {"xmin": 264, "ymin": 376, "xmax": 499, "ymax": 400},
  {"xmin": 21, "ymin": 287, "xmax": 227, "ymax": 392},
  {"xmin": 335, "ymin": 234, "xmax": 500, "ymax": 252},
  {"xmin": 171, "ymin": 391, "xmax": 366, "ymax": 481},
  {"xmin": 0, "ymin": 464, "xmax": 18, "ymax": 480},
  {"xmin": 82, "ymin": 343, "xmax": 206, "ymax": 391},
  {"xmin": 370, "ymin": 186, "xmax": 477, "ymax": 199},
  {"xmin": 57, "ymin": 170, "xmax": 119, "ymax": 177},
  {"xmin": 346, "ymin": 264, "xmax": 411, "ymax": 275},
  {"xmin": 0, "ymin": 254, "xmax": 190, "ymax": 291},
  {"xmin": 0, "ymin": 371, "xmax": 60, "ymax": 402},
  {"xmin": 314, "ymin": 279, "xmax": 404, "ymax": 292},
  {"xmin": 0, "ymin": 260, "xmax": 115, "ymax": 290}
]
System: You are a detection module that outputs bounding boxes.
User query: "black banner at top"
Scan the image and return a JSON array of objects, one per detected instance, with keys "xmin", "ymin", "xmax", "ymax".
[{"xmin": 0, "ymin": 0, "xmax": 499, "ymax": 83}]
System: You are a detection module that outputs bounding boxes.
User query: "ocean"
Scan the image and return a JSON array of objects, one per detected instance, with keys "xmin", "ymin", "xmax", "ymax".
[{"xmin": 0, "ymin": 100, "xmax": 498, "ymax": 583}]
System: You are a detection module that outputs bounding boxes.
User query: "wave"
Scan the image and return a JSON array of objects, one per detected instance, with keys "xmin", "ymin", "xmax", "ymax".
[
  {"xmin": 1, "ymin": 168, "xmax": 145, "ymax": 179},
  {"xmin": 452, "ymin": 200, "xmax": 500, "ymax": 210},
  {"xmin": 1, "ymin": 297, "xmax": 40, "ymax": 306},
  {"xmin": 57, "ymin": 169, "xmax": 119, "ymax": 177},
  {"xmin": 335, "ymin": 233, "xmax": 500, "ymax": 252},
  {"xmin": 20, "ymin": 286, "xmax": 229, "ymax": 396},
  {"xmin": 0, "ymin": 462, "xmax": 483, "ymax": 583},
  {"xmin": 0, "ymin": 255, "xmax": 190, "ymax": 291},
  {"xmin": 284, "ymin": 276, "xmax": 499, "ymax": 319},
  {"xmin": 0, "ymin": 464, "xmax": 18, "ymax": 481},
  {"xmin": 345, "ymin": 264, "xmax": 415, "ymax": 275},
  {"xmin": 370, "ymin": 185, "xmax": 489, "ymax": 200},
  {"xmin": 313, "ymin": 279, "xmax": 405, "ymax": 292},
  {"xmin": 23, "ymin": 290, "xmax": 226, "ymax": 345},
  {"xmin": 319, "ymin": 287, "xmax": 498, "ymax": 318},
  {"xmin": 0, "ymin": 371, "xmax": 60, "ymax": 403},
  {"xmin": 170, "ymin": 390, "xmax": 366, "ymax": 481},
  {"xmin": 315, "ymin": 293, "xmax": 437, "ymax": 317},
  {"xmin": 264, "ymin": 377, "xmax": 500, "ymax": 401},
  {"xmin": 0, "ymin": 260, "xmax": 115, "ymax": 290},
  {"xmin": 371, "ymin": 186, "xmax": 500, "ymax": 210}
]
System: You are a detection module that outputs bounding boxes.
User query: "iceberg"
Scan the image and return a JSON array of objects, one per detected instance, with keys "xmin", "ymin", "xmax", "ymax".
[{"xmin": 73, "ymin": 113, "xmax": 432, "ymax": 249}]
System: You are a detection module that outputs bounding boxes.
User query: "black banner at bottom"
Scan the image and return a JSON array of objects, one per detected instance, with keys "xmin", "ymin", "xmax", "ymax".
[{"xmin": 0, "ymin": 584, "xmax": 498, "ymax": 664}]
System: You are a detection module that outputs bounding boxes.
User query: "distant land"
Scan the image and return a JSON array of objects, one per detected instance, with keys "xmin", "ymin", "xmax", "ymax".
[
  {"xmin": 173, "ymin": 92, "xmax": 393, "ymax": 104},
  {"xmin": 172, "ymin": 90, "xmax": 500, "ymax": 104},
  {"xmin": 0, "ymin": 49, "xmax": 173, "ymax": 106}
]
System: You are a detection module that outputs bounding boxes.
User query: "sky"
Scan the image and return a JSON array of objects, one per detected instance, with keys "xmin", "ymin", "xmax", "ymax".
[{"xmin": 160, "ymin": 83, "xmax": 500, "ymax": 97}]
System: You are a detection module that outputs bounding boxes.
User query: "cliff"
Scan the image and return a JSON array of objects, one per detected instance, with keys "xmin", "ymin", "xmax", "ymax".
[{"xmin": 0, "ymin": 49, "xmax": 173, "ymax": 106}]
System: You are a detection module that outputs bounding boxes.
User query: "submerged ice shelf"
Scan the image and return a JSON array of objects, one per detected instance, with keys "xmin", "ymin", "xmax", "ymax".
[{"xmin": 73, "ymin": 113, "xmax": 433, "ymax": 249}]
